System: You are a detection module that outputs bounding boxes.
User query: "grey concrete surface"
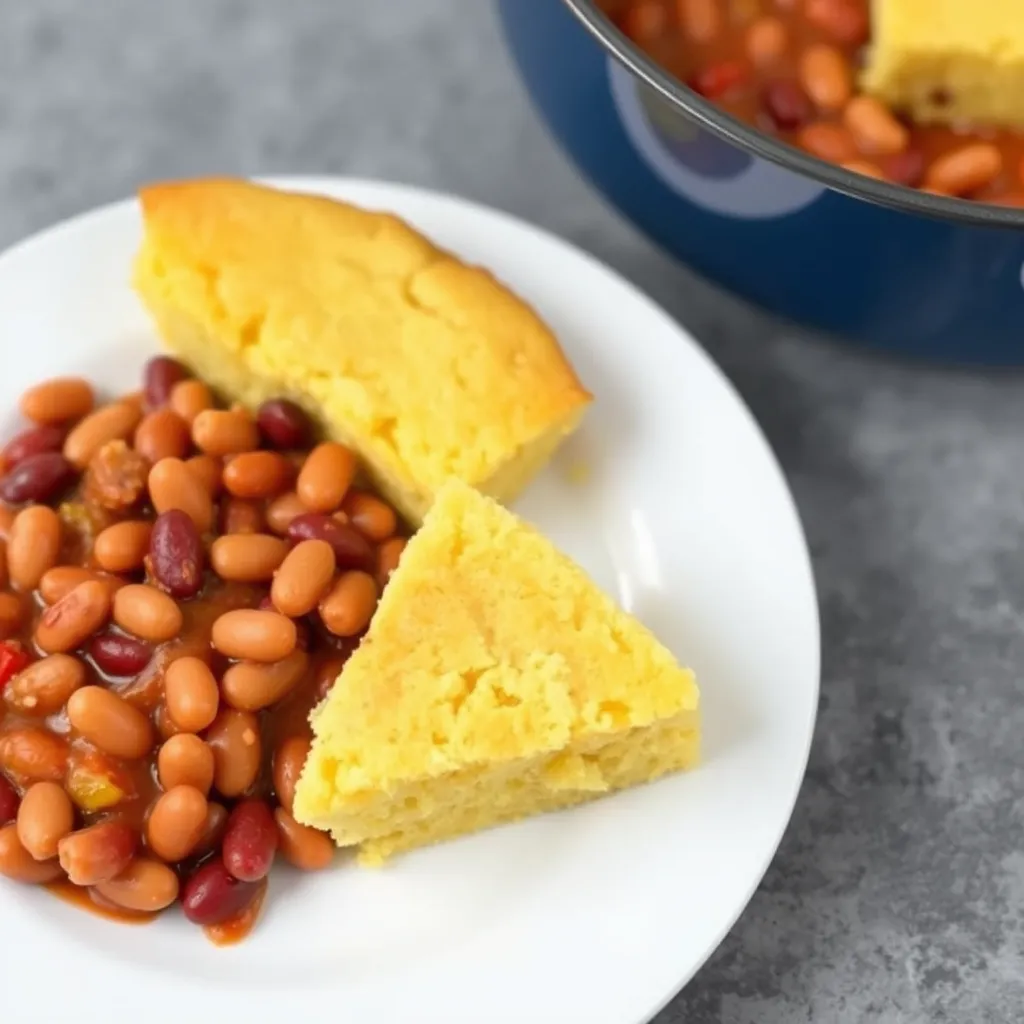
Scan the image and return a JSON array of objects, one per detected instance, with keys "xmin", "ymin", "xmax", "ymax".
[{"xmin": 2, "ymin": 2, "xmax": 1022, "ymax": 1021}]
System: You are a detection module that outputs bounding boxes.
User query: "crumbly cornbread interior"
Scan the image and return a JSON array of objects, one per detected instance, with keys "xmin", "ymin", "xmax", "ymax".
[{"xmin": 294, "ymin": 479, "xmax": 700, "ymax": 864}]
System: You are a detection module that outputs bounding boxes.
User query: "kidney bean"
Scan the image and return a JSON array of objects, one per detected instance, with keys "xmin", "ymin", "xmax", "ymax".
[
  {"xmin": 287, "ymin": 513, "xmax": 375, "ymax": 571},
  {"xmin": 182, "ymin": 855, "xmax": 263, "ymax": 925},
  {"xmin": 221, "ymin": 649, "xmax": 310, "ymax": 712},
  {"xmin": 797, "ymin": 122, "xmax": 857, "ymax": 163},
  {"xmin": 93, "ymin": 519, "xmax": 153, "ymax": 573},
  {"xmin": 319, "ymin": 570, "xmax": 378, "ymax": 637},
  {"xmin": 87, "ymin": 633, "xmax": 153, "ymax": 677},
  {"xmin": 67, "ymin": 686, "xmax": 154, "ymax": 759},
  {"xmin": 0, "ymin": 823, "xmax": 64, "ymax": 882},
  {"xmin": 146, "ymin": 785, "xmax": 209, "ymax": 862},
  {"xmin": 0, "ymin": 773, "xmax": 19, "ymax": 824},
  {"xmin": 842, "ymin": 159, "xmax": 886, "ymax": 180},
  {"xmin": 134, "ymin": 408, "xmax": 191, "ymax": 463},
  {"xmin": 96, "ymin": 857, "xmax": 180, "ymax": 912},
  {"xmin": 38, "ymin": 566, "xmax": 92, "ymax": 604},
  {"xmin": 924, "ymin": 144, "xmax": 1002, "ymax": 198},
  {"xmin": 273, "ymin": 735, "xmax": 311, "ymax": 815},
  {"xmin": 58, "ymin": 820, "xmax": 136, "ymax": 885},
  {"xmin": 157, "ymin": 733, "xmax": 215, "ymax": 794},
  {"xmin": 222, "ymin": 799, "xmax": 278, "ymax": 882},
  {"xmin": 143, "ymin": 356, "xmax": 190, "ymax": 410},
  {"xmin": 192, "ymin": 409, "xmax": 259, "ymax": 456},
  {"xmin": 7, "ymin": 505, "xmax": 61, "ymax": 593},
  {"xmin": 0, "ymin": 727, "xmax": 69, "ymax": 781},
  {"xmin": 744, "ymin": 15, "xmax": 786, "ymax": 66},
  {"xmin": 312, "ymin": 652, "xmax": 349, "ymax": 701},
  {"xmin": 0, "ymin": 451, "xmax": 75, "ymax": 505},
  {"xmin": 211, "ymin": 609, "xmax": 297, "ymax": 662},
  {"xmin": 0, "ymin": 593, "xmax": 25, "ymax": 639},
  {"xmin": 149, "ymin": 509, "xmax": 204, "ymax": 599},
  {"xmin": 270, "ymin": 539, "xmax": 335, "ymax": 618},
  {"xmin": 879, "ymin": 148, "xmax": 926, "ymax": 188},
  {"xmin": 341, "ymin": 491, "xmax": 397, "ymax": 543},
  {"xmin": 112, "ymin": 583, "xmax": 182, "ymax": 642},
  {"xmin": 4, "ymin": 653, "xmax": 85, "ymax": 715},
  {"xmin": 186, "ymin": 454, "xmax": 223, "ymax": 499},
  {"xmin": 219, "ymin": 497, "xmax": 264, "ymax": 535},
  {"xmin": 149, "ymin": 457, "xmax": 214, "ymax": 533},
  {"xmin": 63, "ymin": 400, "xmax": 143, "ymax": 470},
  {"xmin": 193, "ymin": 801, "xmax": 229, "ymax": 859},
  {"xmin": 19, "ymin": 377, "xmax": 95, "ymax": 425},
  {"xmin": 205, "ymin": 708, "xmax": 261, "ymax": 797},
  {"xmin": 2, "ymin": 423, "xmax": 65, "ymax": 470},
  {"xmin": 274, "ymin": 808, "xmax": 334, "ymax": 871},
  {"xmin": 843, "ymin": 96, "xmax": 909, "ymax": 156},
  {"xmin": 16, "ymin": 781, "xmax": 74, "ymax": 860},
  {"xmin": 266, "ymin": 491, "xmax": 308, "ymax": 534},
  {"xmin": 376, "ymin": 536, "xmax": 406, "ymax": 589},
  {"xmin": 256, "ymin": 398, "xmax": 311, "ymax": 449},
  {"xmin": 761, "ymin": 79, "xmax": 812, "ymax": 130},
  {"xmin": 210, "ymin": 533, "xmax": 289, "ymax": 583},
  {"xmin": 296, "ymin": 442, "xmax": 357, "ymax": 513},
  {"xmin": 805, "ymin": 0, "xmax": 869, "ymax": 45},
  {"xmin": 169, "ymin": 379, "xmax": 214, "ymax": 425},
  {"xmin": 223, "ymin": 451, "xmax": 293, "ymax": 500},
  {"xmin": 164, "ymin": 656, "xmax": 220, "ymax": 733},
  {"xmin": 799, "ymin": 44, "xmax": 851, "ymax": 111},
  {"xmin": 35, "ymin": 580, "xmax": 112, "ymax": 653}
]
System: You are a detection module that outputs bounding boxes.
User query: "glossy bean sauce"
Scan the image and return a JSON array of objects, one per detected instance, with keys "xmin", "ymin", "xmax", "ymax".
[{"xmin": 0, "ymin": 358, "xmax": 406, "ymax": 944}]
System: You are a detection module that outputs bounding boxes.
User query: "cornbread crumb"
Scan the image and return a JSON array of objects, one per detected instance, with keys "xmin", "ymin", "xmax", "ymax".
[
  {"xmin": 863, "ymin": 0, "xmax": 1024, "ymax": 127},
  {"xmin": 293, "ymin": 479, "xmax": 700, "ymax": 863},
  {"xmin": 132, "ymin": 178, "xmax": 592, "ymax": 523}
]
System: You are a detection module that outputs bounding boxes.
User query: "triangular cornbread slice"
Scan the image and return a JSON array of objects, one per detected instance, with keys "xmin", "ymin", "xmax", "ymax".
[
  {"xmin": 133, "ymin": 178, "xmax": 591, "ymax": 523},
  {"xmin": 293, "ymin": 479, "xmax": 700, "ymax": 864}
]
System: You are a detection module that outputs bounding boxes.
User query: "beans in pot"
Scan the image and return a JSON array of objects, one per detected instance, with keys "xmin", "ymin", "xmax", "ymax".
[
  {"xmin": 605, "ymin": 0, "xmax": 1024, "ymax": 203},
  {"xmin": 0, "ymin": 364, "xmax": 406, "ymax": 945}
]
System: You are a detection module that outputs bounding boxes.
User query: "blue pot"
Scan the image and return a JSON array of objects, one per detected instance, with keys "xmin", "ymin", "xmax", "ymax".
[{"xmin": 497, "ymin": 0, "xmax": 1024, "ymax": 364}]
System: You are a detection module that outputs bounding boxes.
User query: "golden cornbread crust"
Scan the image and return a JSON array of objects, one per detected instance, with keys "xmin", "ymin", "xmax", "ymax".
[
  {"xmin": 132, "ymin": 178, "xmax": 592, "ymax": 522},
  {"xmin": 293, "ymin": 479, "xmax": 700, "ymax": 864},
  {"xmin": 863, "ymin": 0, "xmax": 1024, "ymax": 127}
]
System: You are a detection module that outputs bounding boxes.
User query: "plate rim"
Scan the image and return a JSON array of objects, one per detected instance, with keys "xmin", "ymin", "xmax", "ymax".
[{"xmin": 0, "ymin": 175, "xmax": 821, "ymax": 1024}]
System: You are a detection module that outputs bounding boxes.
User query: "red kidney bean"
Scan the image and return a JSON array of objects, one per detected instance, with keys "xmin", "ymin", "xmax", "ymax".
[
  {"xmin": 880, "ymin": 149, "xmax": 926, "ymax": 188},
  {"xmin": 181, "ymin": 855, "xmax": 263, "ymax": 925},
  {"xmin": 149, "ymin": 510, "xmax": 204, "ymax": 599},
  {"xmin": 2, "ymin": 424, "xmax": 65, "ymax": 470},
  {"xmin": 761, "ymin": 79, "xmax": 812, "ymax": 130},
  {"xmin": 58, "ymin": 820, "xmax": 136, "ymax": 885},
  {"xmin": 221, "ymin": 799, "xmax": 278, "ymax": 881},
  {"xmin": 689, "ymin": 60, "xmax": 747, "ymax": 100},
  {"xmin": 286, "ymin": 513, "xmax": 374, "ymax": 571},
  {"xmin": 0, "ymin": 774, "xmax": 19, "ymax": 824},
  {"xmin": 256, "ymin": 398, "xmax": 311, "ymax": 449},
  {"xmin": 87, "ymin": 633, "xmax": 153, "ymax": 677},
  {"xmin": 0, "ymin": 452, "xmax": 75, "ymax": 504},
  {"xmin": 144, "ymin": 356, "xmax": 190, "ymax": 410}
]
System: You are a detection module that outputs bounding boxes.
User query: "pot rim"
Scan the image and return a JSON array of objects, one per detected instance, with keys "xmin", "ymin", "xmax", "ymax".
[{"xmin": 562, "ymin": 0, "xmax": 1024, "ymax": 231}]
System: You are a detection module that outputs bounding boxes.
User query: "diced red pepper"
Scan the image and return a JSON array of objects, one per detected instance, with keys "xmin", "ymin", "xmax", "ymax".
[
  {"xmin": 689, "ymin": 61, "xmax": 748, "ymax": 100},
  {"xmin": 0, "ymin": 641, "xmax": 29, "ymax": 691}
]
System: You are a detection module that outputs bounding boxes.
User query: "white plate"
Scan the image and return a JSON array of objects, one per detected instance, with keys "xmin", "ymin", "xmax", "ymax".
[{"xmin": 0, "ymin": 177, "xmax": 819, "ymax": 1024}]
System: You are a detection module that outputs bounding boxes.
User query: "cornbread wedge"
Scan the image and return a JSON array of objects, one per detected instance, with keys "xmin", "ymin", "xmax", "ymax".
[
  {"xmin": 863, "ymin": 0, "xmax": 1024, "ymax": 127},
  {"xmin": 133, "ymin": 179, "xmax": 592, "ymax": 523},
  {"xmin": 293, "ymin": 479, "xmax": 700, "ymax": 865}
]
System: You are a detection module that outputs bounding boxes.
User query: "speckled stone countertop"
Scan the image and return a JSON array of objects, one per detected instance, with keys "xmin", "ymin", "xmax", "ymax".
[{"xmin": 4, "ymin": 2, "xmax": 1022, "ymax": 1021}]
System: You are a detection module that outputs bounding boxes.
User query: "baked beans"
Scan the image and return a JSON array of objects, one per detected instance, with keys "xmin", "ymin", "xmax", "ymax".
[
  {"xmin": 0, "ymin": 356, "xmax": 409, "ymax": 944},
  {"xmin": 604, "ymin": 0, "xmax": 1024, "ymax": 202}
]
